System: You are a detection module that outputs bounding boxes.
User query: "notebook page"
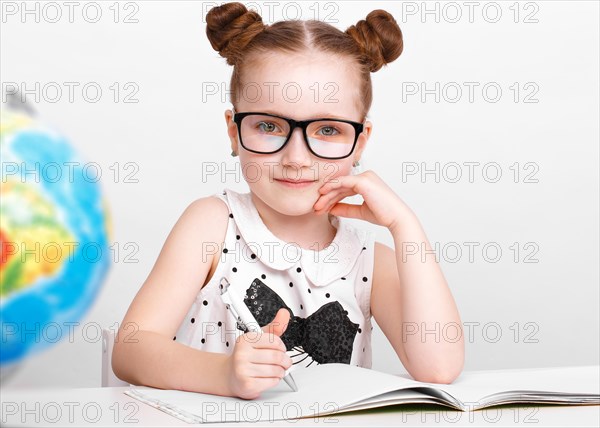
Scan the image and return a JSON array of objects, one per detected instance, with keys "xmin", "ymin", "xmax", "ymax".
[
  {"xmin": 126, "ymin": 363, "xmax": 426, "ymax": 423},
  {"xmin": 427, "ymin": 365, "xmax": 600, "ymax": 408}
]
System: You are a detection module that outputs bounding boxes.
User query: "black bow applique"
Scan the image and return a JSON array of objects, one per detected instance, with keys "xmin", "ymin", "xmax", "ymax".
[{"xmin": 238, "ymin": 278, "xmax": 359, "ymax": 365}]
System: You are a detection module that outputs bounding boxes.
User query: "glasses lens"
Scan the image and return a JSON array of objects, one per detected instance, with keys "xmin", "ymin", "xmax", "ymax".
[
  {"xmin": 240, "ymin": 115, "xmax": 290, "ymax": 153},
  {"xmin": 306, "ymin": 120, "xmax": 356, "ymax": 158},
  {"xmin": 239, "ymin": 115, "xmax": 358, "ymax": 158}
]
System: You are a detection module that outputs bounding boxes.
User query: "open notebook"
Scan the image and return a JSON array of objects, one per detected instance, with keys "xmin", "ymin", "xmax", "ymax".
[{"xmin": 124, "ymin": 364, "xmax": 600, "ymax": 424}]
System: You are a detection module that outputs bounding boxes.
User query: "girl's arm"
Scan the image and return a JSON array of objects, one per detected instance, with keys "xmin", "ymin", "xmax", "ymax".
[
  {"xmin": 112, "ymin": 329, "xmax": 230, "ymax": 395},
  {"xmin": 371, "ymin": 214, "xmax": 465, "ymax": 384},
  {"xmin": 314, "ymin": 171, "xmax": 464, "ymax": 383},
  {"xmin": 112, "ymin": 196, "xmax": 232, "ymax": 395}
]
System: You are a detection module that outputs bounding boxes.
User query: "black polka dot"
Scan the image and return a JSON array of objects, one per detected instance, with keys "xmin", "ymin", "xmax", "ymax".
[
  {"xmin": 203, "ymin": 300, "xmax": 208, "ymax": 306},
  {"xmin": 289, "ymin": 282, "xmax": 293, "ymax": 287},
  {"xmin": 362, "ymin": 246, "xmax": 366, "ymax": 251},
  {"xmin": 223, "ymin": 248, "xmax": 228, "ymax": 253},
  {"xmin": 358, "ymin": 328, "xmax": 362, "ymax": 333},
  {"xmin": 236, "ymin": 235, "xmax": 240, "ymax": 240},
  {"xmin": 300, "ymin": 304, "xmax": 303, "ymax": 310},
  {"xmin": 201, "ymin": 338, "xmax": 205, "ymax": 344},
  {"xmin": 229, "ymin": 213, "xmax": 233, "ymax": 218},
  {"xmin": 308, "ymin": 289, "xmax": 311, "ymax": 293},
  {"xmin": 343, "ymin": 310, "xmax": 348, "ymax": 315},
  {"xmin": 363, "ymin": 347, "xmax": 365, "ymax": 352},
  {"xmin": 296, "ymin": 267, "xmax": 302, "ymax": 273},
  {"xmin": 251, "ymin": 254, "xmax": 256, "ymax": 259},
  {"xmin": 232, "ymin": 267, "xmax": 237, "ymax": 272},
  {"xmin": 191, "ymin": 318, "xmax": 195, "ymax": 323},
  {"xmin": 173, "ymin": 336, "xmax": 176, "ymax": 340},
  {"xmin": 226, "ymin": 341, "xmax": 229, "ymax": 347},
  {"xmin": 218, "ymin": 321, "xmax": 222, "ymax": 327},
  {"xmin": 362, "ymin": 277, "xmax": 368, "ymax": 282},
  {"xmin": 325, "ymin": 293, "xmax": 330, "ymax": 298},
  {"xmin": 261, "ymin": 274, "xmax": 266, "ymax": 279},
  {"xmin": 341, "ymin": 277, "xmax": 346, "ymax": 280},
  {"xmin": 371, "ymin": 326, "xmax": 374, "ymax": 331}
]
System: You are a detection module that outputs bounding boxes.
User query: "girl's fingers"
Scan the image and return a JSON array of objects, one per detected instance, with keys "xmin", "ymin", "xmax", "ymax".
[
  {"xmin": 314, "ymin": 190, "xmax": 338, "ymax": 211},
  {"xmin": 315, "ymin": 192, "xmax": 347, "ymax": 214},
  {"xmin": 319, "ymin": 175, "xmax": 348, "ymax": 193},
  {"xmin": 329, "ymin": 202, "xmax": 364, "ymax": 220},
  {"xmin": 319, "ymin": 178, "xmax": 343, "ymax": 194},
  {"xmin": 247, "ymin": 363, "xmax": 287, "ymax": 379},
  {"xmin": 246, "ymin": 352, "xmax": 290, "ymax": 377},
  {"xmin": 314, "ymin": 187, "xmax": 356, "ymax": 211},
  {"xmin": 320, "ymin": 174, "xmax": 362, "ymax": 194},
  {"xmin": 324, "ymin": 191, "xmax": 355, "ymax": 212},
  {"xmin": 314, "ymin": 190, "xmax": 341, "ymax": 211}
]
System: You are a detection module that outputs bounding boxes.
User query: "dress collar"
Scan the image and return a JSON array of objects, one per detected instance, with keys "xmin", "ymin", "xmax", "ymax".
[{"xmin": 223, "ymin": 188, "xmax": 368, "ymax": 287}]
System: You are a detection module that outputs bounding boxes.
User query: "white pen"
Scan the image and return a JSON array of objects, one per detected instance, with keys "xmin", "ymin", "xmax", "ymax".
[{"xmin": 219, "ymin": 276, "xmax": 298, "ymax": 392}]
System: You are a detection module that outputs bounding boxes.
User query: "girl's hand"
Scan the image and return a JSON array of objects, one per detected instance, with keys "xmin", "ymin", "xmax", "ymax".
[
  {"xmin": 224, "ymin": 308, "xmax": 293, "ymax": 400},
  {"xmin": 313, "ymin": 170, "xmax": 415, "ymax": 232}
]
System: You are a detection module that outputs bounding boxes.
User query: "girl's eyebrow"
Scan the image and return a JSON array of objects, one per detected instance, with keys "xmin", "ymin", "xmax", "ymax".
[{"xmin": 258, "ymin": 110, "xmax": 351, "ymax": 120}]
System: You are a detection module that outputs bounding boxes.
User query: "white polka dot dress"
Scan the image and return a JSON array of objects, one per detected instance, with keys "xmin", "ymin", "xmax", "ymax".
[{"xmin": 174, "ymin": 188, "xmax": 376, "ymax": 372}]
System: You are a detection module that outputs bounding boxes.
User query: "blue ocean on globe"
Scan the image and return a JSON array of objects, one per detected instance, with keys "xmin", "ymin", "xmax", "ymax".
[{"xmin": 0, "ymin": 107, "xmax": 112, "ymax": 373}]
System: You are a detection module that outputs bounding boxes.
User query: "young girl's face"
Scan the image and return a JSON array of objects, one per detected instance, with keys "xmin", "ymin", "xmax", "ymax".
[{"xmin": 225, "ymin": 50, "xmax": 371, "ymax": 217}]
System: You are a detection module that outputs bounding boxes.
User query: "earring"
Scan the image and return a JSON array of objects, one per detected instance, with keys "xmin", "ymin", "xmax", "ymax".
[
  {"xmin": 231, "ymin": 150, "xmax": 238, "ymax": 157},
  {"xmin": 351, "ymin": 159, "xmax": 361, "ymax": 175}
]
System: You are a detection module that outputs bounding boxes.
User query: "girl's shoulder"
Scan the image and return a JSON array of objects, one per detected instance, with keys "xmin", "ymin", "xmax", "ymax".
[
  {"xmin": 181, "ymin": 193, "xmax": 231, "ymax": 289},
  {"xmin": 173, "ymin": 194, "xmax": 230, "ymax": 262},
  {"xmin": 183, "ymin": 193, "xmax": 229, "ymax": 226}
]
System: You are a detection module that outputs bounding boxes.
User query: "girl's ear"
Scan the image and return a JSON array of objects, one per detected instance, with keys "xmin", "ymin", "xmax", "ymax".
[
  {"xmin": 354, "ymin": 120, "xmax": 373, "ymax": 160},
  {"xmin": 224, "ymin": 109, "xmax": 239, "ymax": 152}
]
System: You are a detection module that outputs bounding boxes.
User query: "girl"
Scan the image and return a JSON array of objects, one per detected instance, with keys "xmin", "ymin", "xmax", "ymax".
[{"xmin": 113, "ymin": 2, "xmax": 464, "ymax": 400}]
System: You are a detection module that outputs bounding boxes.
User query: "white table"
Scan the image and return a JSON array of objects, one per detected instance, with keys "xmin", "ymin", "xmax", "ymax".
[{"xmin": 1, "ymin": 386, "xmax": 599, "ymax": 427}]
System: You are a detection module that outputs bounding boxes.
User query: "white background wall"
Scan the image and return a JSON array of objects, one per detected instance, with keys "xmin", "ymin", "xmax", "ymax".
[{"xmin": 1, "ymin": 0, "xmax": 598, "ymax": 388}]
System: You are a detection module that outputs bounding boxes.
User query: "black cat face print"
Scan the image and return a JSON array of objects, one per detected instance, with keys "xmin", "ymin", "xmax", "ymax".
[{"xmin": 242, "ymin": 278, "xmax": 359, "ymax": 366}]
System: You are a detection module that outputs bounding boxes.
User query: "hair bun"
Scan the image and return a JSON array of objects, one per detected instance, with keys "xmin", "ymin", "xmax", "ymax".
[
  {"xmin": 205, "ymin": 2, "xmax": 266, "ymax": 65},
  {"xmin": 345, "ymin": 9, "xmax": 403, "ymax": 72}
]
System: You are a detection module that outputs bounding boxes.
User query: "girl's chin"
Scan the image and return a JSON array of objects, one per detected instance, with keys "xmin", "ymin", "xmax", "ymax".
[
  {"xmin": 276, "ymin": 204, "xmax": 318, "ymax": 217},
  {"xmin": 268, "ymin": 199, "xmax": 320, "ymax": 216},
  {"xmin": 252, "ymin": 185, "xmax": 320, "ymax": 213}
]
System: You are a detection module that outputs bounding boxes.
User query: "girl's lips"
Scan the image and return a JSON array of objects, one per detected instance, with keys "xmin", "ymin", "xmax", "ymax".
[{"xmin": 275, "ymin": 179, "xmax": 316, "ymax": 188}]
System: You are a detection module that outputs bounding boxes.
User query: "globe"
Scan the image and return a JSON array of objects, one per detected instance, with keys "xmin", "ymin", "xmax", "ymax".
[{"xmin": 0, "ymin": 106, "xmax": 112, "ymax": 380}]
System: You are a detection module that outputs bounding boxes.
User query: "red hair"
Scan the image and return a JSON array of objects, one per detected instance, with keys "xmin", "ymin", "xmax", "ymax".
[{"xmin": 206, "ymin": 2, "xmax": 403, "ymax": 120}]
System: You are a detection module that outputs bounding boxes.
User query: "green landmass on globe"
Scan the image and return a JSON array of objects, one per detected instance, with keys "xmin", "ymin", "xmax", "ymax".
[{"xmin": 1, "ymin": 180, "xmax": 75, "ymax": 297}]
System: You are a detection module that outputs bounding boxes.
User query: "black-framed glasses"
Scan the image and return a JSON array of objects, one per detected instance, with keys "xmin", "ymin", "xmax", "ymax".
[{"xmin": 232, "ymin": 111, "xmax": 364, "ymax": 160}]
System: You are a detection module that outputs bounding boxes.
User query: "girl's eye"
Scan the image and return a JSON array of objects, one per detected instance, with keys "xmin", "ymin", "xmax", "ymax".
[
  {"xmin": 318, "ymin": 126, "xmax": 339, "ymax": 136},
  {"xmin": 257, "ymin": 121, "xmax": 278, "ymax": 133}
]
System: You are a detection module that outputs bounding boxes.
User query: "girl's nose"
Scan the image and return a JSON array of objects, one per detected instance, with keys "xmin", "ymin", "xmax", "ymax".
[{"xmin": 280, "ymin": 127, "xmax": 313, "ymax": 168}]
